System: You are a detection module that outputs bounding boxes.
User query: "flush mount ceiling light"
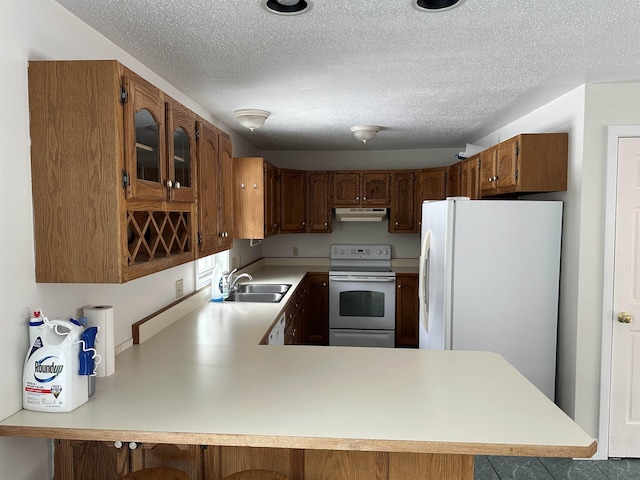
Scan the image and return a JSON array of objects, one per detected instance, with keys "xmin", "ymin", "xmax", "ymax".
[
  {"xmin": 413, "ymin": 0, "xmax": 466, "ymax": 12},
  {"xmin": 350, "ymin": 125, "xmax": 381, "ymax": 144},
  {"xmin": 263, "ymin": 0, "xmax": 311, "ymax": 15},
  {"xmin": 233, "ymin": 109, "xmax": 270, "ymax": 131}
]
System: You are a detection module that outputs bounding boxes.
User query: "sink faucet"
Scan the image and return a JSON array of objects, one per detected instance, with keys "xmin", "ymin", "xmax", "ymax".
[{"xmin": 227, "ymin": 268, "xmax": 253, "ymax": 292}]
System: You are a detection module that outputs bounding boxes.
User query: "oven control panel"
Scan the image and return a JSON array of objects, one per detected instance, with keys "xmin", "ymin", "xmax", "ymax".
[{"xmin": 330, "ymin": 244, "xmax": 391, "ymax": 260}]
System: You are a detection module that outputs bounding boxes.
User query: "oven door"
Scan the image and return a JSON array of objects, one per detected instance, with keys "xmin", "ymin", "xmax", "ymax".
[{"xmin": 329, "ymin": 275, "xmax": 396, "ymax": 330}]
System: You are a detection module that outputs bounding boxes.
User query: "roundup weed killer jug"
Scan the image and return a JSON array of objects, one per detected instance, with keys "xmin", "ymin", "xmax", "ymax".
[{"xmin": 23, "ymin": 314, "xmax": 89, "ymax": 412}]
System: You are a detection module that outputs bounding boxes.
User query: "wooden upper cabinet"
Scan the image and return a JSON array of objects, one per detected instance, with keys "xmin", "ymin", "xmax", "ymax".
[
  {"xmin": 480, "ymin": 146, "xmax": 499, "ymax": 194},
  {"xmin": 361, "ymin": 171, "xmax": 391, "ymax": 206},
  {"xmin": 332, "ymin": 171, "xmax": 360, "ymax": 206},
  {"xmin": 265, "ymin": 161, "xmax": 280, "ymax": 236},
  {"xmin": 480, "ymin": 133, "xmax": 568, "ymax": 197},
  {"xmin": 307, "ymin": 172, "xmax": 331, "ymax": 233},
  {"xmin": 331, "ymin": 171, "xmax": 390, "ymax": 207},
  {"xmin": 233, "ymin": 157, "xmax": 279, "ymax": 239},
  {"xmin": 389, "ymin": 171, "xmax": 416, "ymax": 233},
  {"xmin": 217, "ymin": 135, "xmax": 234, "ymax": 250},
  {"xmin": 196, "ymin": 118, "xmax": 233, "ymax": 257},
  {"xmin": 460, "ymin": 156, "xmax": 481, "ymax": 200},
  {"xmin": 279, "ymin": 169, "xmax": 307, "ymax": 233},
  {"xmin": 28, "ymin": 60, "xmax": 197, "ymax": 283},
  {"xmin": 415, "ymin": 167, "xmax": 447, "ymax": 231},
  {"xmin": 165, "ymin": 97, "xmax": 196, "ymax": 203},
  {"xmin": 123, "ymin": 71, "xmax": 166, "ymax": 201},
  {"xmin": 447, "ymin": 162, "xmax": 461, "ymax": 198}
]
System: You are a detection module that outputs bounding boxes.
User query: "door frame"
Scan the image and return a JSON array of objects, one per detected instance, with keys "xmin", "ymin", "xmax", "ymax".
[{"xmin": 598, "ymin": 125, "xmax": 640, "ymax": 459}]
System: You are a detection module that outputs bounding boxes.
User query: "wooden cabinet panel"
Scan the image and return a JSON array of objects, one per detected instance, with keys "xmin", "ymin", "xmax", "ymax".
[
  {"xmin": 389, "ymin": 171, "xmax": 416, "ymax": 233},
  {"xmin": 395, "ymin": 274, "xmax": 419, "ymax": 348},
  {"xmin": 165, "ymin": 96, "xmax": 197, "ymax": 203},
  {"xmin": 480, "ymin": 146, "xmax": 498, "ymax": 194},
  {"xmin": 285, "ymin": 284, "xmax": 304, "ymax": 345},
  {"xmin": 459, "ymin": 156, "xmax": 480, "ymax": 200},
  {"xmin": 196, "ymin": 119, "xmax": 233, "ymax": 257},
  {"xmin": 361, "ymin": 171, "xmax": 391, "ymax": 206},
  {"xmin": 233, "ymin": 158, "xmax": 278, "ymax": 239},
  {"xmin": 280, "ymin": 169, "xmax": 307, "ymax": 233},
  {"xmin": 265, "ymin": 162, "xmax": 280, "ymax": 236},
  {"xmin": 218, "ymin": 136, "xmax": 234, "ymax": 250},
  {"xmin": 389, "ymin": 453, "xmax": 474, "ymax": 480},
  {"xmin": 307, "ymin": 172, "xmax": 331, "ymax": 233},
  {"xmin": 331, "ymin": 171, "xmax": 360, "ymax": 206},
  {"xmin": 206, "ymin": 446, "xmax": 303, "ymax": 480},
  {"xmin": 447, "ymin": 162, "xmax": 461, "ymax": 198},
  {"xmin": 304, "ymin": 450, "xmax": 388, "ymax": 480},
  {"xmin": 54, "ymin": 440, "xmax": 129, "ymax": 480},
  {"xmin": 304, "ymin": 273, "xmax": 329, "ymax": 345},
  {"xmin": 131, "ymin": 443, "xmax": 202, "ymax": 480},
  {"xmin": 415, "ymin": 167, "xmax": 447, "ymax": 231}
]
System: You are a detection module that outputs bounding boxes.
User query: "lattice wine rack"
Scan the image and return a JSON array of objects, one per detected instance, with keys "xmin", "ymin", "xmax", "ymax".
[{"xmin": 126, "ymin": 211, "xmax": 191, "ymax": 265}]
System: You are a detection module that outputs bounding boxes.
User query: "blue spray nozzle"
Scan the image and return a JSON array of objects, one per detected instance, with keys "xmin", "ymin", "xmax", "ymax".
[{"xmin": 78, "ymin": 326, "xmax": 99, "ymax": 376}]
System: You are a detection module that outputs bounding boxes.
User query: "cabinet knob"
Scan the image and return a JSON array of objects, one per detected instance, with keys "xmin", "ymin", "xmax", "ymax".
[
  {"xmin": 253, "ymin": 183, "xmax": 258, "ymax": 189},
  {"xmin": 356, "ymin": 196, "xmax": 359, "ymax": 200},
  {"xmin": 493, "ymin": 176, "xmax": 498, "ymax": 181},
  {"xmin": 129, "ymin": 442, "xmax": 138, "ymax": 450},
  {"xmin": 398, "ymin": 285, "xmax": 401, "ymax": 289},
  {"xmin": 322, "ymin": 282, "xmax": 326, "ymax": 286},
  {"xmin": 395, "ymin": 222, "xmax": 399, "ymax": 226},
  {"xmin": 166, "ymin": 180, "xmax": 173, "ymax": 188},
  {"xmin": 174, "ymin": 181, "xmax": 181, "ymax": 189},
  {"xmin": 363, "ymin": 196, "xmax": 367, "ymax": 200},
  {"xmin": 324, "ymin": 222, "xmax": 328, "ymax": 226},
  {"xmin": 241, "ymin": 183, "xmax": 245, "ymax": 189},
  {"xmin": 302, "ymin": 222, "xmax": 306, "ymax": 226},
  {"xmin": 114, "ymin": 441, "xmax": 123, "ymax": 449}
]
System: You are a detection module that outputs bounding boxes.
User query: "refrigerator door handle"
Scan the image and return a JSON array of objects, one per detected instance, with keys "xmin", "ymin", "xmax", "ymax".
[{"xmin": 419, "ymin": 230, "xmax": 431, "ymax": 332}]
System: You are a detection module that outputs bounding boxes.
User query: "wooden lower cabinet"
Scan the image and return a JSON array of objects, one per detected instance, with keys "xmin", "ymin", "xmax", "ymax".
[
  {"xmin": 303, "ymin": 273, "xmax": 329, "ymax": 345},
  {"xmin": 56, "ymin": 442, "xmax": 473, "ymax": 480},
  {"xmin": 54, "ymin": 440, "xmax": 202, "ymax": 480},
  {"xmin": 395, "ymin": 273, "xmax": 419, "ymax": 348}
]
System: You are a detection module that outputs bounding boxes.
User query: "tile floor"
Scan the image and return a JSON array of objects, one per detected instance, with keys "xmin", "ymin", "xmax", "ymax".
[{"xmin": 474, "ymin": 456, "xmax": 640, "ymax": 480}]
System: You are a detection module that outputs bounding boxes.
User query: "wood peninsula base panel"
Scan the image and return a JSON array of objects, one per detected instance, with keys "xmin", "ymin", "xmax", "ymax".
[{"xmin": 55, "ymin": 441, "xmax": 473, "ymax": 480}]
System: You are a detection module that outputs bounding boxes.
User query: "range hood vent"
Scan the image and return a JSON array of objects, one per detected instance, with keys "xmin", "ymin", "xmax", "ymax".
[{"xmin": 335, "ymin": 208, "xmax": 387, "ymax": 222}]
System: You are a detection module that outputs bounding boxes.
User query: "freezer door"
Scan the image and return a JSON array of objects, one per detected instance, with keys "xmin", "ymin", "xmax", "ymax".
[{"xmin": 419, "ymin": 200, "xmax": 452, "ymax": 350}]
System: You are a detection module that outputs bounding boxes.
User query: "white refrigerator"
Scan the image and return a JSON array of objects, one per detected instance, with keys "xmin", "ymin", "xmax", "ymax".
[{"xmin": 419, "ymin": 198, "xmax": 563, "ymax": 400}]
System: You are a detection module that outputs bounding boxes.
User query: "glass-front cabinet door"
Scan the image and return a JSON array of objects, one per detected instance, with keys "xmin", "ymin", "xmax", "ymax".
[
  {"xmin": 123, "ymin": 72, "xmax": 166, "ymax": 201},
  {"xmin": 165, "ymin": 97, "xmax": 195, "ymax": 203}
]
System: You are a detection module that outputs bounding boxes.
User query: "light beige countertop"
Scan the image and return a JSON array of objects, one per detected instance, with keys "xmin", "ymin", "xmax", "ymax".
[{"xmin": 0, "ymin": 264, "xmax": 595, "ymax": 458}]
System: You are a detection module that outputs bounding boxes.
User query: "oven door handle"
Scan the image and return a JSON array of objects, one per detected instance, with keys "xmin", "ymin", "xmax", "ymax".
[{"xmin": 329, "ymin": 276, "xmax": 396, "ymax": 282}]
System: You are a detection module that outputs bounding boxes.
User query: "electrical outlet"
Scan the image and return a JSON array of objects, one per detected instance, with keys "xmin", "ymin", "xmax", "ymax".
[
  {"xmin": 292, "ymin": 246, "xmax": 299, "ymax": 257},
  {"xmin": 175, "ymin": 278, "xmax": 184, "ymax": 298}
]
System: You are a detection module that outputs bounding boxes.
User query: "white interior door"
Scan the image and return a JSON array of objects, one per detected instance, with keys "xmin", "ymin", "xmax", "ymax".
[{"xmin": 609, "ymin": 136, "xmax": 640, "ymax": 457}]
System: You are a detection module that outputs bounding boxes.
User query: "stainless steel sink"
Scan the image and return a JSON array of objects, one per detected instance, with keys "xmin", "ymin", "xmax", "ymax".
[
  {"xmin": 235, "ymin": 284, "xmax": 292, "ymax": 295},
  {"xmin": 224, "ymin": 292, "xmax": 285, "ymax": 303}
]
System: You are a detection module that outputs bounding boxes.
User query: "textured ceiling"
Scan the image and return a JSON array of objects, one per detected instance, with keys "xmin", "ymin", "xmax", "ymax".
[{"xmin": 55, "ymin": 0, "xmax": 640, "ymax": 151}]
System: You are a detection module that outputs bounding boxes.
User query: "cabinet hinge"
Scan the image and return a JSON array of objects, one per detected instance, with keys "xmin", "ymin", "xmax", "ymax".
[
  {"xmin": 197, "ymin": 232, "xmax": 202, "ymax": 246},
  {"xmin": 444, "ymin": 172, "xmax": 449, "ymax": 181},
  {"xmin": 195, "ymin": 128, "xmax": 200, "ymax": 141},
  {"xmin": 477, "ymin": 159, "xmax": 481, "ymax": 168},
  {"xmin": 515, "ymin": 170, "xmax": 519, "ymax": 181},
  {"xmin": 515, "ymin": 144, "xmax": 519, "ymax": 157},
  {"xmin": 120, "ymin": 87, "xmax": 128, "ymax": 105},
  {"xmin": 122, "ymin": 169, "xmax": 130, "ymax": 189}
]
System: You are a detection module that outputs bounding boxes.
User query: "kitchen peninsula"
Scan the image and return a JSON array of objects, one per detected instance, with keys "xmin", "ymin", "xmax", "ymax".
[{"xmin": 0, "ymin": 265, "xmax": 596, "ymax": 480}]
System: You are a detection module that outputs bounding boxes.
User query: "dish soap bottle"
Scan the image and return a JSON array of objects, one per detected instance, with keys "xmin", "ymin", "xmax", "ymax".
[{"xmin": 211, "ymin": 264, "xmax": 223, "ymax": 302}]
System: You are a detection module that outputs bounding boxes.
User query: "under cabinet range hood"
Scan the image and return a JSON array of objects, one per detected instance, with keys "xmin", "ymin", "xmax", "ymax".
[{"xmin": 335, "ymin": 208, "xmax": 388, "ymax": 222}]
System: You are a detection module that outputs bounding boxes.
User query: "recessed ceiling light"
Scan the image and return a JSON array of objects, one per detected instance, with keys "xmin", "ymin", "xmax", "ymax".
[
  {"xmin": 263, "ymin": 0, "xmax": 311, "ymax": 15},
  {"xmin": 413, "ymin": 0, "xmax": 466, "ymax": 12}
]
